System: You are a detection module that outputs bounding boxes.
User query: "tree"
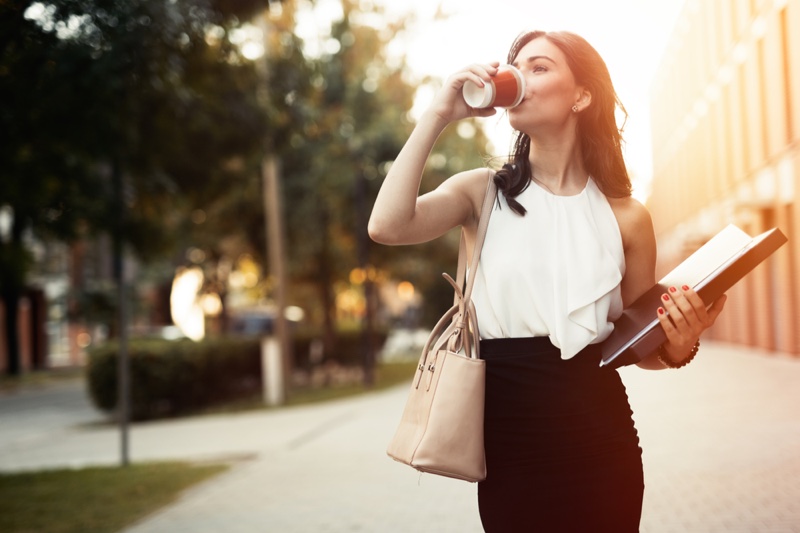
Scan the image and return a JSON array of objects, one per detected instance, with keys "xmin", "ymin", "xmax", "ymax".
[
  {"xmin": 0, "ymin": 0, "xmax": 273, "ymax": 374},
  {"xmin": 1, "ymin": 1, "xmax": 104, "ymax": 373},
  {"xmin": 0, "ymin": 0, "xmax": 493, "ymax": 375},
  {"xmin": 271, "ymin": 0, "xmax": 493, "ymax": 348}
]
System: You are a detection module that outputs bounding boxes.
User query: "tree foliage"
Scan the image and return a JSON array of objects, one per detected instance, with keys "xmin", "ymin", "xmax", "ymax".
[
  {"xmin": 269, "ymin": 0, "xmax": 494, "ymax": 329},
  {"xmin": 0, "ymin": 0, "xmax": 495, "ymax": 374},
  {"xmin": 0, "ymin": 0, "xmax": 271, "ymax": 372}
]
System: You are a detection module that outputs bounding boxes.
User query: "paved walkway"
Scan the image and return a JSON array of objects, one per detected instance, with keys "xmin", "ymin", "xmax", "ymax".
[{"xmin": 2, "ymin": 341, "xmax": 800, "ymax": 532}]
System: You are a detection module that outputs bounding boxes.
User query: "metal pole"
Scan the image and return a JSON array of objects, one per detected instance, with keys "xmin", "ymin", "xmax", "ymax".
[
  {"xmin": 258, "ymin": 12, "xmax": 291, "ymax": 403},
  {"xmin": 262, "ymin": 156, "xmax": 291, "ymax": 403},
  {"xmin": 262, "ymin": 155, "xmax": 292, "ymax": 403},
  {"xmin": 112, "ymin": 161, "xmax": 130, "ymax": 466},
  {"xmin": 117, "ymin": 263, "xmax": 130, "ymax": 466}
]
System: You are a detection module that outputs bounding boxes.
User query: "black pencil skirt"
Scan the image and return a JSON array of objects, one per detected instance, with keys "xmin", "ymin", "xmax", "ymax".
[{"xmin": 477, "ymin": 337, "xmax": 644, "ymax": 533}]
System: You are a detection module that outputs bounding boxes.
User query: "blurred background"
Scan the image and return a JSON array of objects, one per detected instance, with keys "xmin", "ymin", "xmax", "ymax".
[
  {"xmin": 1, "ymin": 1, "xmax": 799, "ymax": 531},
  {"xmin": 1, "ymin": 0, "xmax": 798, "ymax": 405}
]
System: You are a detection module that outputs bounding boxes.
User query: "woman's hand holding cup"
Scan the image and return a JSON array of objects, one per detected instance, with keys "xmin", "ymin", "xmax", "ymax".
[{"xmin": 428, "ymin": 62, "xmax": 502, "ymax": 124}]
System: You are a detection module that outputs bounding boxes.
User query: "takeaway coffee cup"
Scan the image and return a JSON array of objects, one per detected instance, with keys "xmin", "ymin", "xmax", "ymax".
[{"xmin": 462, "ymin": 65, "xmax": 525, "ymax": 109}]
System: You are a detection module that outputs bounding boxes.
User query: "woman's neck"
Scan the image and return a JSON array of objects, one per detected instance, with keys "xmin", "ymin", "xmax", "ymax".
[{"xmin": 527, "ymin": 133, "xmax": 587, "ymax": 195}]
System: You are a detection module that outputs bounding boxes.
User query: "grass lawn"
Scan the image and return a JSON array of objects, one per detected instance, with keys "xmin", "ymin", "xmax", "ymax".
[
  {"xmin": 285, "ymin": 360, "xmax": 417, "ymax": 406},
  {"xmin": 0, "ymin": 461, "xmax": 229, "ymax": 533},
  {"xmin": 0, "ymin": 366, "xmax": 85, "ymax": 393}
]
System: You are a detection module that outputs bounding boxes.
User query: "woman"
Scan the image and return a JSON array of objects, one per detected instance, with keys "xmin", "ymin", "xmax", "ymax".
[{"xmin": 369, "ymin": 30, "xmax": 726, "ymax": 532}]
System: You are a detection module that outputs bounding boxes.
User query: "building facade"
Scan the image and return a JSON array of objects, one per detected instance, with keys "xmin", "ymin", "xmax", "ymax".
[{"xmin": 647, "ymin": 0, "xmax": 799, "ymax": 354}]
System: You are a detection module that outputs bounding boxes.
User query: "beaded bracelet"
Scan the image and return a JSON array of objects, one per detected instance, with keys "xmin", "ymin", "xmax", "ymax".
[{"xmin": 657, "ymin": 340, "xmax": 700, "ymax": 369}]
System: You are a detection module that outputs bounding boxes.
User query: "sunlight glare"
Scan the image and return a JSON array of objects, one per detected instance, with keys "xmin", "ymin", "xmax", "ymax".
[
  {"xmin": 293, "ymin": 0, "xmax": 686, "ymax": 201},
  {"xmin": 373, "ymin": 0, "xmax": 686, "ymax": 201}
]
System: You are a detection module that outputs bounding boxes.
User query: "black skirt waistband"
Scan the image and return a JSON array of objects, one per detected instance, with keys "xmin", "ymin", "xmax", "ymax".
[{"xmin": 480, "ymin": 336, "xmax": 601, "ymax": 362}]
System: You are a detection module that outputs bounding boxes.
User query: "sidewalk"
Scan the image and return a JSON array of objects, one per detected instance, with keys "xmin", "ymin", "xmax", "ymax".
[
  {"xmin": 623, "ymin": 343, "xmax": 800, "ymax": 533},
  {"xmin": 2, "ymin": 341, "xmax": 799, "ymax": 532}
]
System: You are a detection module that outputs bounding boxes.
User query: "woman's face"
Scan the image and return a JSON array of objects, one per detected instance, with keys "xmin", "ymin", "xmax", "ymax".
[{"xmin": 507, "ymin": 37, "xmax": 583, "ymax": 134}]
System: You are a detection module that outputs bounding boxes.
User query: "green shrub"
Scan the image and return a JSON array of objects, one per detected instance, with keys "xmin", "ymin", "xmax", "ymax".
[
  {"xmin": 87, "ymin": 329, "xmax": 388, "ymax": 420},
  {"xmin": 87, "ymin": 337, "xmax": 261, "ymax": 420}
]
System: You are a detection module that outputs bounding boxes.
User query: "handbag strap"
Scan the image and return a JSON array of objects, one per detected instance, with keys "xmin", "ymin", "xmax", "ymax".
[
  {"xmin": 440, "ymin": 171, "xmax": 497, "ymax": 358},
  {"xmin": 454, "ymin": 171, "xmax": 497, "ymax": 307}
]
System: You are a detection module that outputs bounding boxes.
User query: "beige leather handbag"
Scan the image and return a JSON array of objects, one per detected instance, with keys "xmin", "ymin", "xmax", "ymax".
[{"xmin": 386, "ymin": 176, "xmax": 497, "ymax": 482}]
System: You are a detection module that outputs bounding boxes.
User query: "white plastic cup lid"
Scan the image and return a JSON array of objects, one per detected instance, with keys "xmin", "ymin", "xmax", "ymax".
[
  {"xmin": 463, "ymin": 80, "xmax": 495, "ymax": 108},
  {"xmin": 462, "ymin": 65, "xmax": 525, "ymax": 108}
]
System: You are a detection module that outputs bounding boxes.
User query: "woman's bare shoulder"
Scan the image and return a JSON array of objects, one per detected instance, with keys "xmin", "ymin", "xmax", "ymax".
[
  {"xmin": 439, "ymin": 167, "xmax": 494, "ymax": 226},
  {"xmin": 607, "ymin": 195, "xmax": 650, "ymax": 220},
  {"xmin": 606, "ymin": 195, "xmax": 654, "ymax": 250}
]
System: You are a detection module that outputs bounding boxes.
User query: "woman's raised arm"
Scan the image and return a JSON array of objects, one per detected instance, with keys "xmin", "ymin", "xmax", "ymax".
[{"xmin": 368, "ymin": 63, "xmax": 499, "ymax": 245}]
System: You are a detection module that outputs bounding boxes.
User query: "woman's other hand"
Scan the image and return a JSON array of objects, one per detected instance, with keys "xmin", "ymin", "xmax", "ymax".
[{"xmin": 657, "ymin": 286, "xmax": 727, "ymax": 363}]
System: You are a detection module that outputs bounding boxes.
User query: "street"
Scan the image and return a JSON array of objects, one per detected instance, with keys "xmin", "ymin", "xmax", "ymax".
[
  {"xmin": 2, "ymin": 341, "xmax": 799, "ymax": 532},
  {"xmin": 0, "ymin": 379, "xmax": 105, "ymax": 465}
]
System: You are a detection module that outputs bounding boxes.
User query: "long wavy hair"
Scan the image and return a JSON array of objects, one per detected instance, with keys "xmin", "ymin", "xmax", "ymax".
[{"xmin": 494, "ymin": 31, "xmax": 632, "ymax": 215}]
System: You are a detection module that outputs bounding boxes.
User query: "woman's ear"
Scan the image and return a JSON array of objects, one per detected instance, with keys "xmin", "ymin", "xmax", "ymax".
[{"xmin": 575, "ymin": 88, "xmax": 592, "ymax": 111}]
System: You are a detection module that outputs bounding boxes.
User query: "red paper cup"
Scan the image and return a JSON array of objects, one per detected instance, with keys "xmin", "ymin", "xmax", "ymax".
[{"xmin": 462, "ymin": 65, "xmax": 525, "ymax": 109}]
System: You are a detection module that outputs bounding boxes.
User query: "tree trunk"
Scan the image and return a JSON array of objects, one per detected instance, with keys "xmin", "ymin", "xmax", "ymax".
[
  {"xmin": 1, "ymin": 288, "xmax": 21, "ymax": 376},
  {"xmin": 355, "ymin": 170, "xmax": 375, "ymax": 387},
  {"xmin": 318, "ymin": 205, "xmax": 337, "ymax": 357},
  {"xmin": 1, "ymin": 216, "xmax": 27, "ymax": 376},
  {"xmin": 27, "ymin": 287, "xmax": 47, "ymax": 369}
]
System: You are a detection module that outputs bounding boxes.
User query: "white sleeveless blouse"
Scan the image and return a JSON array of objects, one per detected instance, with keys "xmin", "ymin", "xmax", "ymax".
[{"xmin": 472, "ymin": 177, "xmax": 626, "ymax": 359}]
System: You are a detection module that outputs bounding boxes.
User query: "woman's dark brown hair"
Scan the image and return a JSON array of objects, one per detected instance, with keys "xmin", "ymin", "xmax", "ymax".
[{"xmin": 494, "ymin": 31, "xmax": 632, "ymax": 215}]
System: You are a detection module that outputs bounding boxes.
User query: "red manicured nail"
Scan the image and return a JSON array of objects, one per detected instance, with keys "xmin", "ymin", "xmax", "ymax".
[
  {"xmin": 662, "ymin": 294, "xmax": 670, "ymax": 301},
  {"xmin": 669, "ymin": 286, "xmax": 677, "ymax": 293},
  {"xmin": 658, "ymin": 307, "xmax": 665, "ymax": 315},
  {"xmin": 682, "ymin": 285, "xmax": 690, "ymax": 291}
]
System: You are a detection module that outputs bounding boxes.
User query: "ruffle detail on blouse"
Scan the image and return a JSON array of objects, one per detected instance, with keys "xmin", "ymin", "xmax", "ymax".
[{"xmin": 553, "ymin": 180, "xmax": 624, "ymax": 358}]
